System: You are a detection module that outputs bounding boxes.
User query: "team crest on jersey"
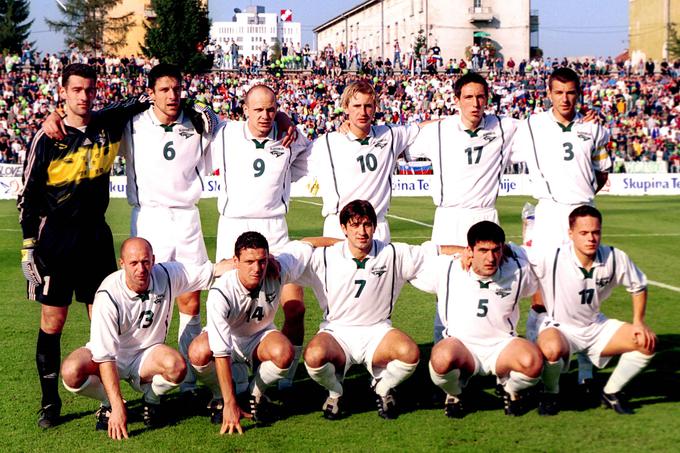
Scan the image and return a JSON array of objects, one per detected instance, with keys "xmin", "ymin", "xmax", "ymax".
[
  {"xmin": 178, "ymin": 128, "xmax": 195, "ymax": 139},
  {"xmin": 56, "ymin": 142, "xmax": 69, "ymax": 150},
  {"xmin": 577, "ymin": 132, "xmax": 592, "ymax": 142},
  {"xmin": 596, "ymin": 277, "xmax": 611, "ymax": 288},
  {"xmin": 482, "ymin": 132, "xmax": 497, "ymax": 143},
  {"xmin": 265, "ymin": 292, "xmax": 277, "ymax": 304},
  {"xmin": 373, "ymin": 138, "xmax": 388, "ymax": 149},
  {"xmin": 495, "ymin": 287, "xmax": 512, "ymax": 298},
  {"xmin": 153, "ymin": 295, "xmax": 165, "ymax": 304},
  {"xmin": 371, "ymin": 266, "xmax": 388, "ymax": 277},
  {"xmin": 269, "ymin": 146, "xmax": 286, "ymax": 157}
]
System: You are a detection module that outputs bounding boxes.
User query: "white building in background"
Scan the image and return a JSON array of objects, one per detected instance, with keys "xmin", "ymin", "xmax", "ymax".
[
  {"xmin": 313, "ymin": 0, "xmax": 539, "ymax": 63},
  {"xmin": 210, "ymin": 5, "xmax": 302, "ymax": 58}
]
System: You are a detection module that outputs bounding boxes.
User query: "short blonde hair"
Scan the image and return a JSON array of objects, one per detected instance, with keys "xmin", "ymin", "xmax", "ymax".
[{"xmin": 340, "ymin": 80, "xmax": 376, "ymax": 110}]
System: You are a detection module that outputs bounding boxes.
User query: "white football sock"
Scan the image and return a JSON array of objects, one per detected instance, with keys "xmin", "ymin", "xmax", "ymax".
[
  {"xmin": 542, "ymin": 359, "xmax": 564, "ymax": 394},
  {"xmin": 577, "ymin": 352, "xmax": 594, "ymax": 383},
  {"xmin": 305, "ymin": 362, "xmax": 343, "ymax": 398},
  {"xmin": 152, "ymin": 374, "xmax": 179, "ymax": 397},
  {"xmin": 603, "ymin": 351, "xmax": 653, "ymax": 394},
  {"xmin": 63, "ymin": 375, "xmax": 109, "ymax": 406},
  {"xmin": 178, "ymin": 313, "xmax": 201, "ymax": 391},
  {"xmin": 504, "ymin": 370, "xmax": 539, "ymax": 395},
  {"xmin": 193, "ymin": 361, "xmax": 222, "ymax": 400},
  {"xmin": 278, "ymin": 345, "xmax": 302, "ymax": 390},
  {"xmin": 250, "ymin": 360, "xmax": 288, "ymax": 398},
  {"xmin": 429, "ymin": 362, "xmax": 463, "ymax": 396},
  {"xmin": 375, "ymin": 359, "xmax": 418, "ymax": 397}
]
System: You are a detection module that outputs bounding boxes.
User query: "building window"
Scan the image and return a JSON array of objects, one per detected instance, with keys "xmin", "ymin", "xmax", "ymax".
[
  {"xmin": 410, "ymin": 0, "xmax": 414, "ymax": 16},
  {"xmin": 474, "ymin": 0, "xmax": 482, "ymax": 7}
]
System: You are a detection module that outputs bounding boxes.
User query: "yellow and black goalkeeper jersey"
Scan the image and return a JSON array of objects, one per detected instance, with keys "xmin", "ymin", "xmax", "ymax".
[{"xmin": 18, "ymin": 98, "xmax": 150, "ymax": 239}]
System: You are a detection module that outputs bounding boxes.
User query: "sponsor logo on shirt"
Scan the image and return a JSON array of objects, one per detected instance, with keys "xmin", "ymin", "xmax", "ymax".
[
  {"xmin": 153, "ymin": 295, "xmax": 164, "ymax": 304},
  {"xmin": 373, "ymin": 138, "xmax": 388, "ymax": 149},
  {"xmin": 482, "ymin": 132, "xmax": 497, "ymax": 142},
  {"xmin": 371, "ymin": 265, "xmax": 388, "ymax": 277},
  {"xmin": 266, "ymin": 292, "xmax": 277, "ymax": 303},
  {"xmin": 178, "ymin": 128, "xmax": 195, "ymax": 139},
  {"xmin": 495, "ymin": 287, "xmax": 512, "ymax": 298},
  {"xmin": 577, "ymin": 132, "xmax": 592, "ymax": 141},
  {"xmin": 270, "ymin": 146, "xmax": 286, "ymax": 157},
  {"xmin": 596, "ymin": 277, "xmax": 610, "ymax": 288}
]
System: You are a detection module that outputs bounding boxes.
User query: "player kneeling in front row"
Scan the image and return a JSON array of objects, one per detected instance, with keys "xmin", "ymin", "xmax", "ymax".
[
  {"xmin": 530, "ymin": 206, "xmax": 656, "ymax": 415},
  {"xmin": 412, "ymin": 221, "xmax": 542, "ymax": 417},
  {"xmin": 299, "ymin": 200, "xmax": 424, "ymax": 420},
  {"xmin": 188, "ymin": 232, "xmax": 312, "ymax": 434},
  {"xmin": 60, "ymin": 238, "xmax": 229, "ymax": 440}
]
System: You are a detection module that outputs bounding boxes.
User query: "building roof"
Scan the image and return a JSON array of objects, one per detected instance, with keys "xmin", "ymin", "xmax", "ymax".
[{"xmin": 313, "ymin": 0, "xmax": 381, "ymax": 33}]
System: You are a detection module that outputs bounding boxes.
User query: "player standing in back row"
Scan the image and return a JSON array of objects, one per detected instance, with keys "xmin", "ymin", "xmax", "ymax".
[
  {"xmin": 308, "ymin": 80, "xmax": 422, "ymax": 242},
  {"xmin": 406, "ymin": 72, "xmax": 518, "ymax": 343},
  {"xmin": 512, "ymin": 67, "xmax": 612, "ymax": 389}
]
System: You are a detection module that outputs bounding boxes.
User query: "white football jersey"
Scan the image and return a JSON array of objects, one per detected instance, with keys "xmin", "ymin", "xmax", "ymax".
[
  {"xmin": 296, "ymin": 239, "xmax": 426, "ymax": 327},
  {"xmin": 512, "ymin": 109, "xmax": 612, "ymax": 204},
  {"xmin": 206, "ymin": 241, "xmax": 312, "ymax": 357},
  {"xmin": 523, "ymin": 243, "xmax": 647, "ymax": 328},
  {"xmin": 122, "ymin": 109, "xmax": 212, "ymax": 208},
  {"xmin": 309, "ymin": 125, "xmax": 419, "ymax": 219},
  {"xmin": 411, "ymin": 244, "xmax": 537, "ymax": 345},
  {"xmin": 88, "ymin": 262, "xmax": 215, "ymax": 364},
  {"xmin": 212, "ymin": 121, "xmax": 310, "ymax": 218},
  {"xmin": 406, "ymin": 115, "xmax": 517, "ymax": 209}
]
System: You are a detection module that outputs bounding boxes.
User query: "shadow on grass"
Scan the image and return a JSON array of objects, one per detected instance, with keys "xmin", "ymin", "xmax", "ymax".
[{"xmin": 109, "ymin": 333, "xmax": 680, "ymax": 424}]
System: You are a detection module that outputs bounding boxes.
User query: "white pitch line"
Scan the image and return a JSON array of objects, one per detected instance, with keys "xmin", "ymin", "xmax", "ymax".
[{"xmin": 648, "ymin": 280, "xmax": 680, "ymax": 293}]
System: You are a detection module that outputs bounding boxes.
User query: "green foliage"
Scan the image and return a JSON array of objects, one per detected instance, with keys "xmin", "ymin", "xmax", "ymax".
[
  {"xmin": 271, "ymin": 38, "xmax": 281, "ymax": 63},
  {"xmin": 0, "ymin": 0, "xmax": 33, "ymax": 54},
  {"xmin": 1, "ymin": 195, "xmax": 679, "ymax": 451},
  {"xmin": 45, "ymin": 0, "xmax": 133, "ymax": 55},
  {"xmin": 414, "ymin": 29, "xmax": 427, "ymax": 56},
  {"xmin": 142, "ymin": 0, "xmax": 211, "ymax": 74},
  {"xmin": 668, "ymin": 23, "xmax": 680, "ymax": 60}
]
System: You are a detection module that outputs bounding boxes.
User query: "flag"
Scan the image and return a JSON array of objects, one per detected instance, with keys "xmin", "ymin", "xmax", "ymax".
[{"xmin": 281, "ymin": 9, "xmax": 293, "ymax": 22}]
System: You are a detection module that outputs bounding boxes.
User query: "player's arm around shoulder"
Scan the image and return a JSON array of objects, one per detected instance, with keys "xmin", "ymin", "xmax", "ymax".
[{"xmin": 506, "ymin": 243, "xmax": 539, "ymax": 297}]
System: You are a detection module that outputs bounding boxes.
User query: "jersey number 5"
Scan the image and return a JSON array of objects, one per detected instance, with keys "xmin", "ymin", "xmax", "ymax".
[{"xmin": 476, "ymin": 299, "xmax": 489, "ymax": 317}]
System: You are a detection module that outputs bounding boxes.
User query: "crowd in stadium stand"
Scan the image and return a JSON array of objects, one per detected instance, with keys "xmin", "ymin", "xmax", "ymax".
[{"xmin": 1, "ymin": 46, "xmax": 679, "ymax": 174}]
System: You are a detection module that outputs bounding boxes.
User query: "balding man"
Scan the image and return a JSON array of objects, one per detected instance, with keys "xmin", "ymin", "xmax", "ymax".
[
  {"xmin": 60, "ymin": 238, "xmax": 230, "ymax": 439},
  {"xmin": 211, "ymin": 84, "xmax": 310, "ymax": 389}
]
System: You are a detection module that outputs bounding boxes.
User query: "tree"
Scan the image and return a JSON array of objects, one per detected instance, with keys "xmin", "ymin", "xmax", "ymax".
[
  {"xmin": 143, "ymin": 0, "xmax": 211, "ymax": 73},
  {"xmin": 413, "ymin": 29, "xmax": 427, "ymax": 57},
  {"xmin": 0, "ymin": 0, "xmax": 33, "ymax": 54},
  {"xmin": 46, "ymin": 0, "xmax": 133, "ymax": 55},
  {"xmin": 668, "ymin": 23, "xmax": 680, "ymax": 60}
]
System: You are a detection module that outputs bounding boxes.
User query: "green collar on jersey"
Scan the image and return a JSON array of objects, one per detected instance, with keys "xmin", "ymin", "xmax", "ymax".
[
  {"xmin": 137, "ymin": 291, "xmax": 150, "ymax": 302},
  {"xmin": 464, "ymin": 128, "xmax": 482, "ymax": 138},
  {"xmin": 556, "ymin": 121, "xmax": 574, "ymax": 132},
  {"xmin": 160, "ymin": 123, "xmax": 177, "ymax": 132},
  {"xmin": 356, "ymin": 137, "xmax": 370, "ymax": 146},
  {"xmin": 579, "ymin": 267, "xmax": 595, "ymax": 279},
  {"xmin": 353, "ymin": 257, "xmax": 369, "ymax": 269},
  {"xmin": 252, "ymin": 139, "xmax": 269, "ymax": 149},
  {"xmin": 478, "ymin": 280, "xmax": 491, "ymax": 289}
]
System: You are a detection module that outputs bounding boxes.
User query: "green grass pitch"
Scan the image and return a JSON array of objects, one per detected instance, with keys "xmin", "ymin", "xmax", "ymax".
[{"xmin": 0, "ymin": 196, "xmax": 679, "ymax": 452}]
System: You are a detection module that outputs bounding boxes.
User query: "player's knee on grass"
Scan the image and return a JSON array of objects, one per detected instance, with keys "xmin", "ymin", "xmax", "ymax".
[
  {"xmin": 304, "ymin": 339, "xmax": 334, "ymax": 368},
  {"xmin": 160, "ymin": 351, "xmax": 188, "ymax": 382},
  {"xmin": 537, "ymin": 330, "xmax": 568, "ymax": 363},
  {"xmin": 188, "ymin": 332, "xmax": 212, "ymax": 366},
  {"xmin": 60, "ymin": 358, "xmax": 88, "ymax": 388},
  {"xmin": 392, "ymin": 339, "xmax": 420, "ymax": 364},
  {"xmin": 267, "ymin": 340, "xmax": 295, "ymax": 369},
  {"xmin": 516, "ymin": 344, "xmax": 544, "ymax": 378}
]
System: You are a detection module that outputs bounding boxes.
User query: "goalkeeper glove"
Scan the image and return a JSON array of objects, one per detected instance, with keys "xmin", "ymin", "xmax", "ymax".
[{"xmin": 21, "ymin": 238, "xmax": 42, "ymax": 286}]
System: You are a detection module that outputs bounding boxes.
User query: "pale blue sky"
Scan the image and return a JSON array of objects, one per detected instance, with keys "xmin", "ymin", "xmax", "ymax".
[{"xmin": 29, "ymin": 0, "xmax": 628, "ymax": 57}]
